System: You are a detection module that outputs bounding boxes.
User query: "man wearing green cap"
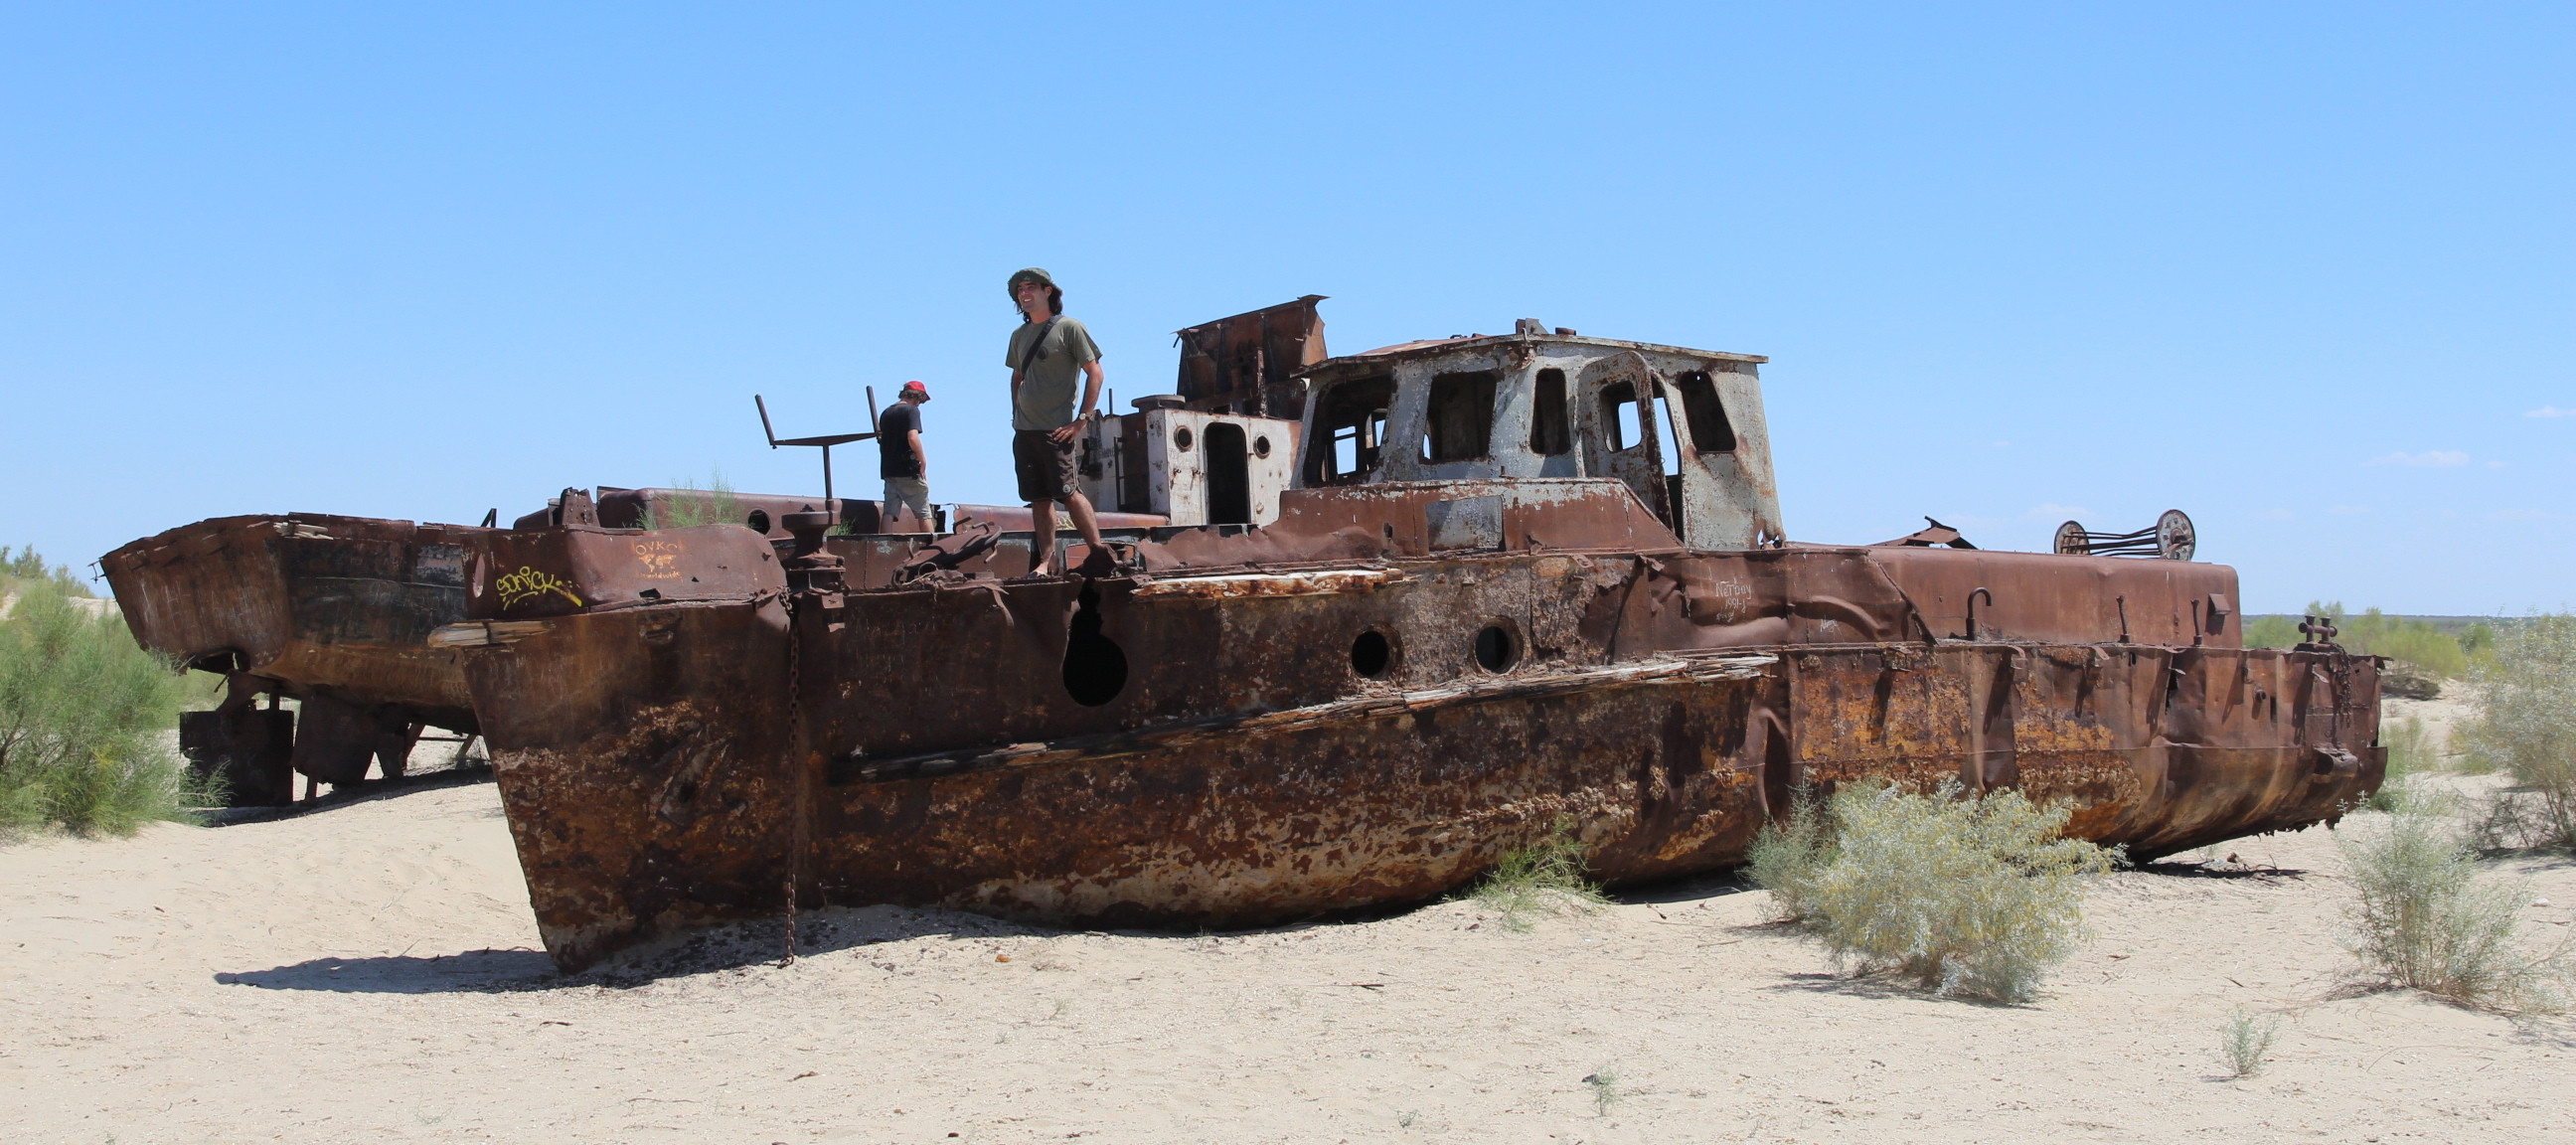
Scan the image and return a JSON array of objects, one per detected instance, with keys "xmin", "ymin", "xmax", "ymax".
[{"xmin": 1004, "ymin": 267, "xmax": 1110, "ymax": 575}]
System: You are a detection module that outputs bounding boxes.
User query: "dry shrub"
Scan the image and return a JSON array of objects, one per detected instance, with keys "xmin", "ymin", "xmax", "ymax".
[
  {"xmin": 1470, "ymin": 816, "xmax": 1607, "ymax": 931},
  {"xmin": 1746, "ymin": 783, "xmax": 1832, "ymax": 921},
  {"xmin": 1, "ymin": 584, "xmax": 200, "ymax": 837},
  {"xmin": 2339, "ymin": 810, "xmax": 2567, "ymax": 1013},
  {"xmin": 2458, "ymin": 614, "xmax": 2576, "ymax": 849},
  {"xmin": 1759, "ymin": 781, "xmax": 2115, "ymax": 1003}
]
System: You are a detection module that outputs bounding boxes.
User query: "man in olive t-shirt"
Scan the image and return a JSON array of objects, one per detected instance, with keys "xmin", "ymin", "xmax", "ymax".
[{"xmin": 1004, "ymin": 267, "xmax": 1109, "ymax": 576}]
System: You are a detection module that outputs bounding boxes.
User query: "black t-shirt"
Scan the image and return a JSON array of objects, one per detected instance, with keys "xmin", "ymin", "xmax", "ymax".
[{"xmin": 878, "ymin": 403, "xmax": 923, "ymax": 478}]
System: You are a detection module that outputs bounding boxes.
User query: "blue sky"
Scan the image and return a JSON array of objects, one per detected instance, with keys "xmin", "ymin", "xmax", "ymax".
[{"xmin": 3, "ymin": 3, "xmax": 2568, "ymax": 613}]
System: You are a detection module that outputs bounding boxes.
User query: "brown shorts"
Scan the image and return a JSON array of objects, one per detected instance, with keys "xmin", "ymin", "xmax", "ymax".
[{"xmin": 1013, "ymin": 428, "xmax": 1080, "ymax": 503}]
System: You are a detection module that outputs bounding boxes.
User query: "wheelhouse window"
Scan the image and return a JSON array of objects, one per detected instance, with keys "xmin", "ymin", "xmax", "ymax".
[
  {"xmin": 1669, "ymin": 371, "xmax": 1738, "ymax": 453},
  {"xmin": 1419, "ymin": 370, "xmax": 1500, "ymax": 463},
  {"xmin": 1602, "ymin": 381, "xmax": 1646, "ymax": 451},
  {"xmin": 1529, "ymin": 368, "xmax": 1571, "ymax": 456},
  {"xmin": 1305, "ymin": 376, "xmax": 1396, "ymax": 486}
]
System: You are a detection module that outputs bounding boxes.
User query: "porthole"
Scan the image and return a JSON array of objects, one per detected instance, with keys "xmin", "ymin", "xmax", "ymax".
[
  {"xmin": 1174, "ymin": 426, "xmax": 1195, "ymax": 452},
  {"xmin": 745, "ymin": 509, "xmax": 772, "ymax": 533},
  {"xmin": 1473, "ymin": 624, "xmax": 1519, "ymax": 673},
  {"xmin": 1253, "ymin": 435, "xmax": 1273, "ymax": 458},
  {"xmin": 1351, "ymin": 630, "xmax": 1392, "ymax": 678}
]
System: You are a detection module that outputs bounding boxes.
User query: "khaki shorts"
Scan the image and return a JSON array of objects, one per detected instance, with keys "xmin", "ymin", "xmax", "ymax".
[
  {"xmin": 882, "ymin": 477, "xmax": 931, "ymax": 523},
  {"xmin": 1013, "ymin": 428, "xmax": 1079, "ymax": 504}
]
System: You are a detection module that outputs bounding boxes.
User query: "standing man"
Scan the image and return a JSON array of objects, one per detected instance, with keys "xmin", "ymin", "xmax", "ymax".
[
  {"xmin": 878, "ymin": 380, "xmax": 932, "ymax": 530},
  {"xmin": 1004, "ymin": 267, "xmax": 1111, "ymax": 575}
]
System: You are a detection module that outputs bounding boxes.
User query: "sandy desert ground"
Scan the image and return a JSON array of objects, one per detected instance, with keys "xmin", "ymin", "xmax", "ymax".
[{"xmin": 3, "ymin": 693, "xmax": 2570, "ymax": 1144}]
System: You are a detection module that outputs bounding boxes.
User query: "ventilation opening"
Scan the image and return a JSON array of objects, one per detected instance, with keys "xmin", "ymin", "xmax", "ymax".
[
  {"xmin": 1420, "ymin": 370, "xmax": 1500, "ymax": 463},
  {"xmin": 1473, "ymin": 624, "xmax": 1519, "ymax": 673},
  {"xmin": 1061, "ymin": 582, "xmax": 1129, "ymax": 707},
  {"xmin": 1306, "ymin": 376, "xmax": 1395, "ymax": 485},
  {"xmin": 1351, "ymin": 630, "xmax": 1392, "ymax": 678},
  {"xmin": 745, "ymin": 509, "xmax": 772, "ymax": 533},
  {"xmin": 1530, "ymin": 368, "xmax": 1571, "ymax": 456},
  {"xmin": 1668, "ymin": 372, "xmax": 1738, "ymax": 453},
  {"xmin": 1204, "ymin": 421, "xmax": 1252, "ymax": 525}
]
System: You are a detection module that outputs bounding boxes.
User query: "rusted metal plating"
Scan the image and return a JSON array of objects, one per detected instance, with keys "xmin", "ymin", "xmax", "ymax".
[
  {"xmin": 101, "ymin": 513, "xmax": 489, "ymax": 802},
  {"xmin": 1171, "ymin": 295, "xmax": 1330, "ymax": 418},
  {"xmin": 452, "ymin": 496, "xmax": 2374, "ymax": 972}
]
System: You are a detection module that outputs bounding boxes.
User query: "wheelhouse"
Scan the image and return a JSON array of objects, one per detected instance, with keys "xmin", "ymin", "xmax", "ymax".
[{"xmin": 1294, "ymin": 320, "xmax": 1784, "ymax": 549}]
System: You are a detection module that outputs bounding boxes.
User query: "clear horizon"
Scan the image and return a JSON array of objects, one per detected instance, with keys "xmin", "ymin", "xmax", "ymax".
[{"xmin": 4, "ymin": 4, "xmax": 2568, "ymax": 613}]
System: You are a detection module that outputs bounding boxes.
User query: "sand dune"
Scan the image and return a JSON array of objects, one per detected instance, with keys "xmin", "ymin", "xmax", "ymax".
[{"xmin": 4, "ymin": 730, "xmax": 2570, "ymax": 1143}]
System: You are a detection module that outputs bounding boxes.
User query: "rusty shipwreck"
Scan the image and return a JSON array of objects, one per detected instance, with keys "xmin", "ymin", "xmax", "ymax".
[
  {"xmin": 436, "ymin": 306, "xmax": 2382, "ymax": 972},
  {"xmin": 100, "ymin": 488, "xmax": 1172, "ymax": 804}
]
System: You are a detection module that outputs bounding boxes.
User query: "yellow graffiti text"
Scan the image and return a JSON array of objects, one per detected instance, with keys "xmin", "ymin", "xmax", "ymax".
[{"xmin": 495, "ymin": 566, "xmax": 585, "ymax": 609}]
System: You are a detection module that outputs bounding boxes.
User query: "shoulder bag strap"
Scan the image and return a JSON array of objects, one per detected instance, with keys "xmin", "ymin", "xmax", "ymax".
[{"xmin": 1017, "ymin": 316, "xmax": 1061, "ymax": 377}]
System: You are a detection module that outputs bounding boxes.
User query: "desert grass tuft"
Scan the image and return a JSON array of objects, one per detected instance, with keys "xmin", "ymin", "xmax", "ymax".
[
  {"xmin": 2218, "ymin": 1008, "xmax": 2283, "ymax": 1077},
  {"xmin": 1470, "ymin": 816, "xmax": 1607, "ymax": 932},
  {"xmin": 637, "ymin": 471, "xmax": 743, "ymax": 531},
  {"xmin": 0, "ymin": 581, "xmax": 202, "ymax": 838},
  {"xmin": 2339, "ymin": 809, "xmax": 2568, "ymax": 1013},
  {"xmin": 1777, "ymin": 780, "xmax": 2117, "ymax": 1003},
  {"xmin": 1581, "ymin": 1065, "xmax": 1621, "ymax": 1115}
]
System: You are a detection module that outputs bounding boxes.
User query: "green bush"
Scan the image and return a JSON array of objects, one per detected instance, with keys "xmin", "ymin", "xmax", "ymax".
[
  {"xmin": 1470, "ymin": 816, "xmax": 1607, "ymax": 931},
  {"xmin": 636, "ymin": 471, "xmax": 743, "ymax": 531},
  {"xmin": 2339, "ymin": 810, "xmax": 2566, "ymax": 1013},
  {"xmin": 0, "ymin": 581, "xmax": 199, "ymax": 838},
  {"xmin": 0, "ymin": 545, "xmax": 93, "ymax": 599},
  {"xmin": 2243, "ymin": 614, "xmax": 2303, "ymax": 651},
  {"xmin": 2458, "ymin": 614, "xmax": 2576, "ymax": 850},
  {"xmin": 2365, "ymin": 716, "xmax": 2433, "ymax": 813},
  {"xmin": 1768, "ymin": 781, "xmax": 2116, "ymax": 1003},
  {"xmin": 2245, "ymin": 604, "xmax": 2469, "ymax": 682}
]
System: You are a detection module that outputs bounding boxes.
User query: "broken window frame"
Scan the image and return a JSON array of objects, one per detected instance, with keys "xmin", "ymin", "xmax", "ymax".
[
  {"xmin": 1529, "ymin": 368, "xmax": 1572, "ymax": 456},
  {"xmin": 1418, "ymin": 370, "xmax": 1501, "ymax": 465},
  {"xmin": 1304, "ymin": 376, "xmax": 1397, "ymax": 487},
  {"xmin": 1601, "ymin": 381, "xmax": 1647, "ymax": 452},
  {"xmin": 1667, "ymin": 371, "xmax": 1739, "ymax": 454}
]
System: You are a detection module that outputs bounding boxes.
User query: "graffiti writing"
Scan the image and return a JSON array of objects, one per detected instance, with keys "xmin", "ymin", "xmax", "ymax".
[
  {"xmin": 632, "ymin": 539, "xmax": 683, "ymax": 580},
  {"xmin": 494, "ymin": 566, "xmax": 585, "ymax": 609}
]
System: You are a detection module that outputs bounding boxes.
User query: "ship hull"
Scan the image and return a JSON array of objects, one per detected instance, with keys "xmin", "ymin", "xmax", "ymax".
[{"xmin": 455, "ymin": 537, "xmax": 2381, "ymax": 972}]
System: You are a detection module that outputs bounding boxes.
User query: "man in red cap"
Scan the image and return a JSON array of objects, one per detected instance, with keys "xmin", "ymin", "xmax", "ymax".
[{"xmin": 878, "ymin": 380, "xmax": 932, "ymax": 529}]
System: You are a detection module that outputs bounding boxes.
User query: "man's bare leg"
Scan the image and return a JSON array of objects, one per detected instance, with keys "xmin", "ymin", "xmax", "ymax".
[
  {"xmin": 1063, "ymin": 490, "xmax": 1108, "ymax": 572},
  {"xmin": 1029, "ymin": 500, "xmax": 1056, "ymax": 577}
]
